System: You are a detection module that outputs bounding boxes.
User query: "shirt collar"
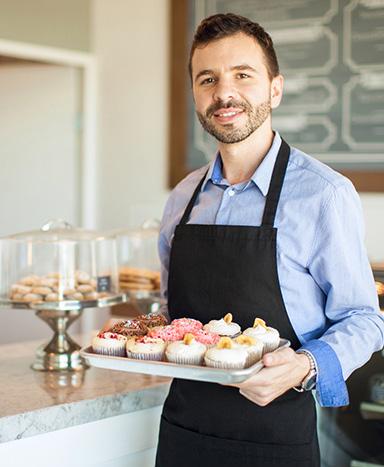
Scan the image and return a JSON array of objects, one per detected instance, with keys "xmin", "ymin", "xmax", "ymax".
[{"xmin": 201, "ymin": 131, "xmax": 283, "ymax": 197}]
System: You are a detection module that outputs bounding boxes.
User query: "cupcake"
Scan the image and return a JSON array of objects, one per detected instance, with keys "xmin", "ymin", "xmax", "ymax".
[
  {"xmin": 233, "ymin": 335, "xmax": 263, "ymax": 367},
  {"xmin": 203, "ymin": 313, "xmax": 241, "ymax": 337},
  {"xmin": 171, "ymin": 318, "xmax": 203, "ymax": 334},
  {"xmin": 243, "ymin": 318, "xmax": 280, "ymax": 354},
  {"xmin": 109, "ymin": 319, "xmax": 148, "ymax": 337},
  {"xmin": 137, "ymin": 313, "xmax": 168, "ymax": 328},
  {"xmin": 204, "ymin": 337, "xmax": 248, "ymax": 369},
  {"xmin": 191, "ymin": 329, "xmax": 220, "ymax": 347},
  {"xmin": 126, "ymin": 336, "xmax": 166, "ymax": 361},
  {"xmin": 166, "ymin": 333, "xmax": 207, "ymax": 366},
  {"xmin": 92, "ymin": 332, "xmax": 127, "ymax": 357},
  {"xmin": 147, "ymin": 324, "xmax": 185, "ymax": 342}
]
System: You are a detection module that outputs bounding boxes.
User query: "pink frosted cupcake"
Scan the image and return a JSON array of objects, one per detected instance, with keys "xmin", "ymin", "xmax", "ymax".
[
  {"xmin": 126, "ymin": 336, "xmax": 166, "ymax": 361},
  {"xmin": 92, "ymin": 332, "xmax": 127, "ymax": 357},
  {"xmin": 165, "ymin": 333, "xmax": 207, "ymax": 366},
  {"xmin": 191, "ymin": 329, "xmax": 220, "ymax": 347},
  {"xmin": 147, "ymin": 325, "xmax": 184, "ymax": 342},
  {"xmin": 171, "ymin": 318, "xmax": 203, "ymax": 334}
]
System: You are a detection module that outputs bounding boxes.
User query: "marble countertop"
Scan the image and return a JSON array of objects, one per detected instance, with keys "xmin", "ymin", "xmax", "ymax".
[{"xmin": 0, "ymin": 334, "xmax": 171, "ymax": 444}]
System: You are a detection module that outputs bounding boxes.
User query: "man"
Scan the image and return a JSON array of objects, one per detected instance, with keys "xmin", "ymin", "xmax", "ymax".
[{"xmin": 155, "ymin": 13, "xmax": 384, "ymax": 467}]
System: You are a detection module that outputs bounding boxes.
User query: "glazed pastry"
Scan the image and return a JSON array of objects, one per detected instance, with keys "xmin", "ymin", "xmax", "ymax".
[
  {"xmin": 243, "ymin": 318, "xmax": 280, "ymax": 354},
  {"xmin": 166, "ymin": 333, "xmax": 207, "ymax": 365},
  {"xmin": 204, "ymin": 337, "xmax": 248, "ymax": 369},
  {"xmin": 137, "ymin": 313, "xmax": 168, "ymax": 328},
  {"xmin": 92, "ymin": 332, "xmax": 127, "ymax": 357},
  {"xmin": 203, "ymin": 313, "xmax": 241, "ymax": 337}
]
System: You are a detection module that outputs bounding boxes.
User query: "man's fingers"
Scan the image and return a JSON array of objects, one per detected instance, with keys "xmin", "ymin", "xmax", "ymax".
[{"xmin": 263, "ymin": 347, "xmax": 294, "ymax": 367}]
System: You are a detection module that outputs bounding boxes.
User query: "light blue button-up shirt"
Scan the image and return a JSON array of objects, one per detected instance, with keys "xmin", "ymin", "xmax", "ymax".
[{"xmin": 158, "ymin": 131, "xmax": 384, "ymax": 407}]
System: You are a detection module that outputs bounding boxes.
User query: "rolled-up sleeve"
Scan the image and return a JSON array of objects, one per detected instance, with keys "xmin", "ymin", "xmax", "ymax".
[{"xmin": 304, "ymin": 179, "xmax": 384, "ymax": 406}]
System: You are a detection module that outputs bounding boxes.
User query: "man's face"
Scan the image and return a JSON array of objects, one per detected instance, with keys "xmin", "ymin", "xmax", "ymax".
[{"xmin": 191, "ymin": 32, "xmax": 282, "ymax": 144}]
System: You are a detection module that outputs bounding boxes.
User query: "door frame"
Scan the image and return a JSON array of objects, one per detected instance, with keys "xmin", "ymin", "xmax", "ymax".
[{"xmin": 0, "ymin": 39, "xmax": 97, "ymax": 228}]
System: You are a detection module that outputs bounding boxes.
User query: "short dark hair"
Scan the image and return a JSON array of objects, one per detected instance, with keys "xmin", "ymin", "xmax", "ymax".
[{"xmin": 189, "ymin": 13, "xmax": 280, "ymax": 81}]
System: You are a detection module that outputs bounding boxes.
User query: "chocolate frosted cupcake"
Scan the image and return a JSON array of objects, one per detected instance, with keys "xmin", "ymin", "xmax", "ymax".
[
  {"xmin": 203, "ymin": 313, "xmax": 241, "ymax": 337},
  {"xmin": 137, "ymin": 313, "xmax": 168, "ymax": 328},
  {"xmin": 109, "ymin": 319, "xmax": 148, "ymax": 337},
  {"xmin": 243, "ymin": 318, "xmax": 280, "ymax": 354},
  {"xmin": 92, "ymin": 332, "xmax": 127, "ymax": 357}
]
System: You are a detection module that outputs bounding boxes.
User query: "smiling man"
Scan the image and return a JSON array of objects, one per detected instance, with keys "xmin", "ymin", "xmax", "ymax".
[{"xmin": 155, "ymin": 13, "xmax": 384, "ymax": 467}]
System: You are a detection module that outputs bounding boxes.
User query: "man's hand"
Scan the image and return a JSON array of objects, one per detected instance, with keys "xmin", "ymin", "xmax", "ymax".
[{"xmin": 227, "ymin": 348, "xmax": 311, "ymax": 406}]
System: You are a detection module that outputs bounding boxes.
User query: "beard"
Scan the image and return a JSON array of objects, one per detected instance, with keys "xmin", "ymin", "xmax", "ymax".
[{"xmin": 196, "ymin": 97, "xmax": 271, "ymax": 144}]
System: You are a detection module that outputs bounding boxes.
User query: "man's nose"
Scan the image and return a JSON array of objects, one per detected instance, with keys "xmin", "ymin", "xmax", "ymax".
[{"xmin": 213, "ymin": 78, "xmax": 236, "ymax": 102}]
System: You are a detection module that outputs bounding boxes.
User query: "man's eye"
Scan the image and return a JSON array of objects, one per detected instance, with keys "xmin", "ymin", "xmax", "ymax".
[
  {"xmin": 200, "ymin": 77, "xmax": 215, "ymax": 85},
  {"xmin": 238, "ymin": 73, "xmax": 250, "ymax": 79}
]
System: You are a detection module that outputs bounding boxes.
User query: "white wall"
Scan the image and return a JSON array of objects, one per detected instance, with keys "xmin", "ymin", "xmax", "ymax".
[
  {"xmin": 92, "ymin": 0, "xmax": 170, "ymax": 230},
  {"xmin": 360, "ymin": 193, "xmax": 384, "ymax": 262}
]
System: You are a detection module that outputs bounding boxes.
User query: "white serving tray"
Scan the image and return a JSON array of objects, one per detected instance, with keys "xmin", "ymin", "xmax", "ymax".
[{"xmin": 80, "ymin": 338, "xmax": 290, "ymax": 384}]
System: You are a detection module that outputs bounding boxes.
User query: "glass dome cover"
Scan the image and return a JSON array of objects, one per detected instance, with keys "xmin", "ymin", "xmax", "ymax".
[
  {"xmin": 0, "ymin": 219, "xmax": 119, "ymax": 304},
  {"xmin": 114, "ymin": 219, "xmax": 161, "ymax": 294}
]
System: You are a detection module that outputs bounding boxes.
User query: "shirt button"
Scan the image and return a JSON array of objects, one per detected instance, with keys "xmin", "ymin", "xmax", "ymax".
[{"xmin": 228, "ymin": 189, "xmax": 235, "ymax": 197}]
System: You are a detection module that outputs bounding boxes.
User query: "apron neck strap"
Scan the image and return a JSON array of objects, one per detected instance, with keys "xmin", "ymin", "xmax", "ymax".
[
  {"xmin": 179, "ymin": 139, "xmax": 291, "ymax": 227},
  {"xmin": 261, "ymin": 139, "xmax": 290, "ymax": 228},
  {"xmin": 179, "ymin": 170, "xmax": 208, "ymax": 225}
]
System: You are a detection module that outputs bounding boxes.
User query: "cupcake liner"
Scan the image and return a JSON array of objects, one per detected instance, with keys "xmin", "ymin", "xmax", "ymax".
[
  {"xmin": 165, "ymin": 352, "xmax": 204, "ymax": 366},
  {"xmin": 245, "ymin": 348, "xmax": 263, "ymax": 367},
  {"xmin": 204, "ymin": 355, "xmax": 245, "ymax": 369},
  {"xmin": 92, "ymin": 344, "xmax": 126, "ymax": 357},
  {"xmin": 261, "ymin": 339, "xmax": 280, "ymax": 354},
  {"xmin": 126, "ymin": 350, "xmax": 164, "ymax": 361}
]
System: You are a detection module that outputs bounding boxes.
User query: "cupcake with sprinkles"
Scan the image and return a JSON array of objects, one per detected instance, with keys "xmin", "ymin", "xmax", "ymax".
[
  {"xmin": 191, "ymin": 329, "xmax": 220, "ymax": 347},
  {"xmin": 171, "ymin": 318, "xmax": 203, "ymax": 334},
  {"xmin": 137, "ymin": 313, "xmax": 168, "ymax": 328},
  {"xmin": 243, "ymin": 318, "xmax": 280, "ymax": 354},
  {"xmin": 126, "ymin": 335, "xmax": 166, "ymax": 361},
  {"xmin": 108, "ymin": 319, "xmax": 148, "ymax": 337},
  {"xmin": 92, "ymin": 332, "xmax": 127, "ymax": 357},
  {"xmin": 203, "ymin": 313, "xmax": 241, "ymax": 338},
  {"xmin": 166, "ymin": 333, "xmax": 207, "ymax": 366},
  {"xmin": 147, "ymin": 324, "xmax": 185, "ymax": 342}
]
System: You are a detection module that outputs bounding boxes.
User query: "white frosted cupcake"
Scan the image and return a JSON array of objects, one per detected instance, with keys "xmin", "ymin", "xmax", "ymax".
[
  {"xmin": 166, "ymin": 333, "xmax": 207, "ymax": 366},
  {"xmin": 233, "ymin": 335, "xmax": 263, "ymax": 367},
  {"xmin": 92, "ymin": 332, "xmax": 127, "ymax": 357},
  {"xmin": 203, "ymin": 313, "xmax": 241, "ymax": 337},
  {"xmin": 204, "ymin": 337, "xmax": 248, "ymax": 369},
  {"xmin": 126, "ymin": 336, "xmax": 166, "ymax": 361},
  {"xmin": 243, "ymin": 318, "xmax": 280, "ymax": 354}
]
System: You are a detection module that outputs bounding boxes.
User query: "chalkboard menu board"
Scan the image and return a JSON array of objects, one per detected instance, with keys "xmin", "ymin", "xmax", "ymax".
[{"xmin": 186, "ymin": 0, "xmax": 384, "ymax": 172}]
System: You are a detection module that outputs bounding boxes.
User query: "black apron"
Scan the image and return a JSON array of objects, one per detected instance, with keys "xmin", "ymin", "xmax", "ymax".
[{"xmin": 155, "ymin": 140, "xmax": 320, "ymax": 467}]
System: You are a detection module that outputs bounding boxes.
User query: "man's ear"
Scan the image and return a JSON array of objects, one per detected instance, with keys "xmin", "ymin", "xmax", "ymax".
[{"xmin": 270, "ymin": 74, "xmax": 284, "ymax": 109}]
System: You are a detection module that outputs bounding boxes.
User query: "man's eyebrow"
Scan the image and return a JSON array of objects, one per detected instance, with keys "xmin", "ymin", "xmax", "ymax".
[{"xmin": 194, "ymin": 64, "xmax": 257, "ymax": 82}]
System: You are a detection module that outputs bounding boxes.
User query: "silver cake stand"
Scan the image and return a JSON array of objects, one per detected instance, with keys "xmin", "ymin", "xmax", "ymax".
[{"xmin": 0, "ymin": 294, "xmax": 127, "ymax": 371}]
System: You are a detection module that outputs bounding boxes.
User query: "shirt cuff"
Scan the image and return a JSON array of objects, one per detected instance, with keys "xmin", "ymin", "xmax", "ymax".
[{"xmin": 299, "ymin": 339, "xmax": 349, "ymax": 407}]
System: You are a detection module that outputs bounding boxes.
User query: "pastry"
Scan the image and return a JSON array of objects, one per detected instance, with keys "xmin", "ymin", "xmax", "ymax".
[
  {"xmin": 243, "ymin": 318, "xmax": 280, "ymax": 354},
  {"xmin": 126, "ymin": 335, "xmax": 166, "ymax": 360},
  {"xmin": 92, "ymin": 332, "xmax": 127, "ymax": 356},
  {"xmin": 165, "ymin": 333, "xmax": 207, "ymax": 365},
  {"xmin": 203, "ymin": 313, "xmax": 241, "ymax": 337},
  {"xmin": 204, "ymin": 337, "xmax": 248, "ymax": 369}
]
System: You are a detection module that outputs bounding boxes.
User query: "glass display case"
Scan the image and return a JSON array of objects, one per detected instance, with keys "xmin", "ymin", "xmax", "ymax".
[{"xmin": 0, "ymin": 219, "xmax": 125, "ymax": 371}]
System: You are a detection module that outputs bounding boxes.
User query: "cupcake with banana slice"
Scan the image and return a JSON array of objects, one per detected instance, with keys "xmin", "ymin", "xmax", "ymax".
[
  {"xmin": 204, "ymin": 337, "xmax": 248, "ymax": 369},
  {"xmin": 165, "ymin": 333, "xmax": 207, "ymax": 366},
  {"xmin": 233, "ymin": 335, "xmax": 263, "ymax": 367},
  {"xmin": 203, "ymin": 313, "xmax": 241, "ymax": 338},
  {"xmin": 243, "ymin": 318, "xmax": 280, "ymax": 354}
]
